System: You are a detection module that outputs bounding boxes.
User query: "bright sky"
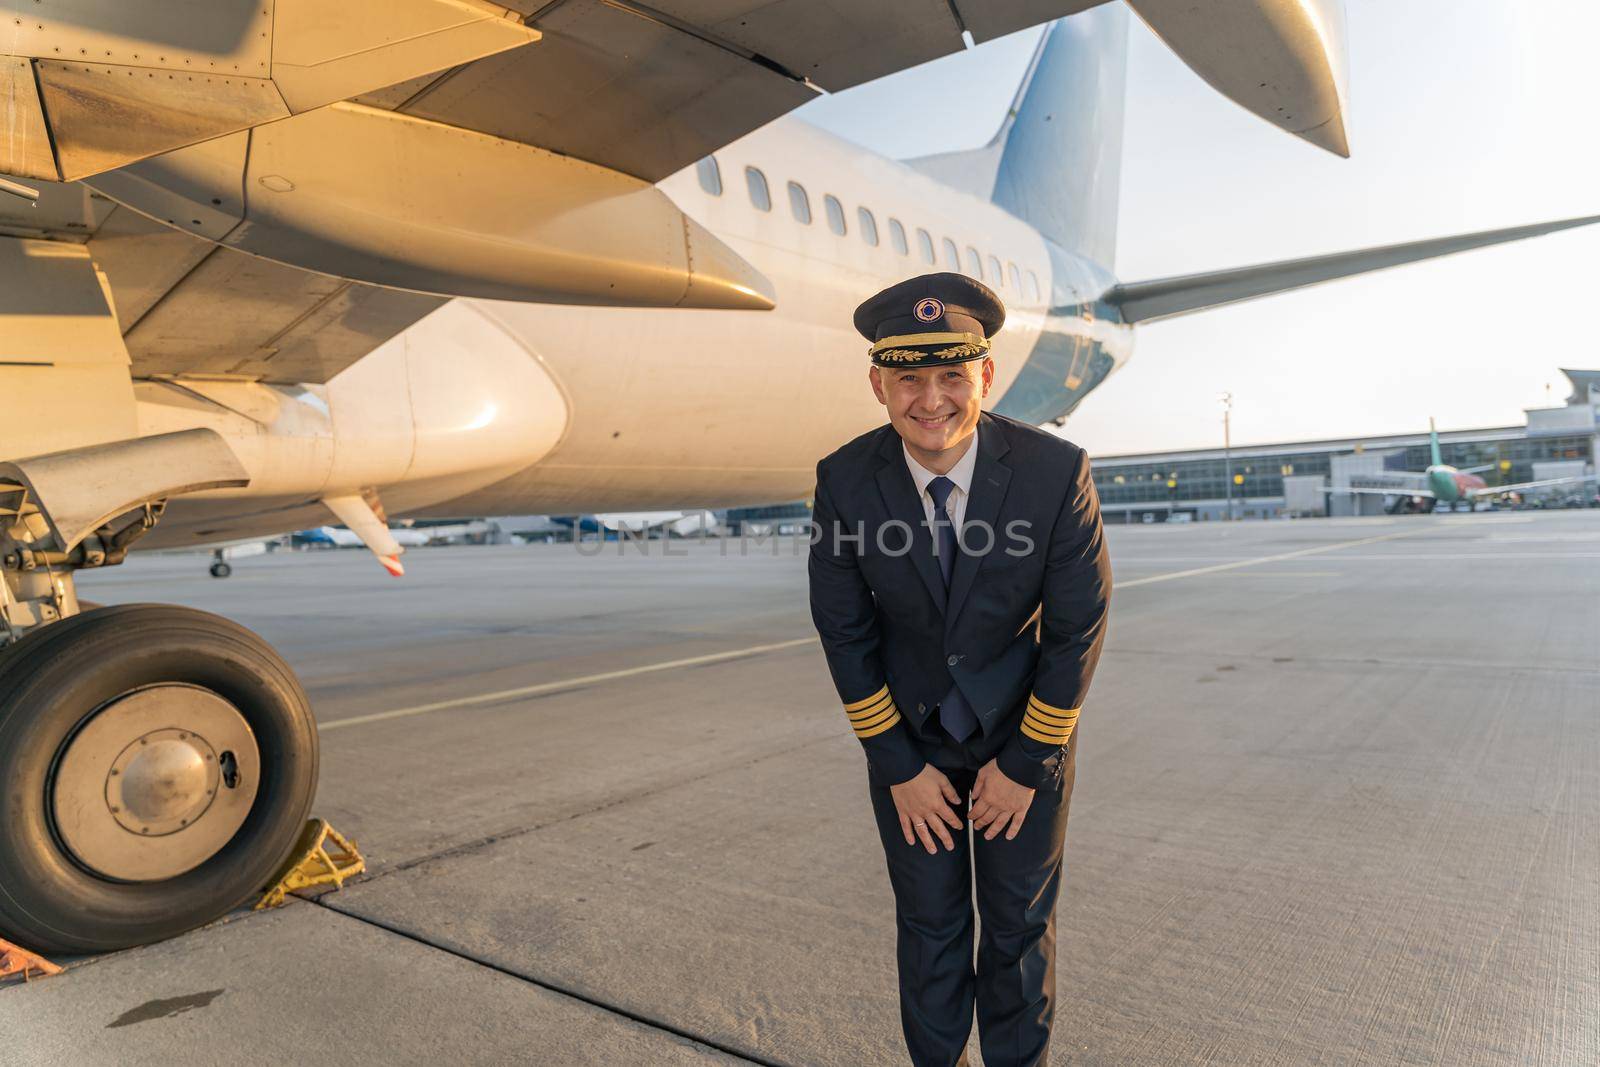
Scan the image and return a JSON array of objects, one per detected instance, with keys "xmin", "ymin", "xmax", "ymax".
[{"xmin": 799, "ymin": 0, "xmax": 1600, "ymax": 455}]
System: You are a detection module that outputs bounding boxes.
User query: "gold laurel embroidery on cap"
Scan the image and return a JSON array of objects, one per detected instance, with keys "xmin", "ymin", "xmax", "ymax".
[{"xmin": 869, "ymin": 331, "xmax": 988, "ymax": 356}]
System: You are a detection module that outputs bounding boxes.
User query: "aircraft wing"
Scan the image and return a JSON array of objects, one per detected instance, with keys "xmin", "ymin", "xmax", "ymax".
[
  {"xmin": 1323, "ymin": 484, "xmax": 1435, "ymax": 498},
  {"xmin": 2, "ymin": 1, "xmax": 1353, "ymax": 187},
  {"xmin": 1468, "ymin": 475, "xmax": 1598, "ymax": 499},
  {"xmin": 1109, "ymin": 215, "xmax": 1600, "ymax": 324},
  {"xmin": 0, "ymin": 0, "xmax": 1360, "ymax": 384}
]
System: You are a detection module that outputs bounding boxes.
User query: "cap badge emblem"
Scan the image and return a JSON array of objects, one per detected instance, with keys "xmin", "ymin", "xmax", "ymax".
[{"xmin": 913, "ymin": 297, "xmax": 944, "ymax": 322}]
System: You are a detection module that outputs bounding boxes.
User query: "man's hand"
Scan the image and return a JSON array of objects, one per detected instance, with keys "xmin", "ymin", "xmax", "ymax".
[
  {"xmin": 889, "ymin": 764, "xmax": 965, "ymax": 854},
  {"xmin": 970, "ymin": 758, "xmax": 1035, "ymax": 841}
]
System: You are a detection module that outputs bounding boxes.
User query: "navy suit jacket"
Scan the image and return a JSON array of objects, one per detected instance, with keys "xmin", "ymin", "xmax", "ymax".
[{"xmin": 808, "ymin": 410, "xmax": 1112, "ymax": 788}]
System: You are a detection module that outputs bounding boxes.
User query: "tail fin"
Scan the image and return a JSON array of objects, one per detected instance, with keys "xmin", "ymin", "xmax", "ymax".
[
  {"xmin": 1429, "ymin": 418, "xmax": 1443, "ymax": 467},
  {"xmin": 905, "ymin": 8, "xmax": 1129, "ymax": 269}
]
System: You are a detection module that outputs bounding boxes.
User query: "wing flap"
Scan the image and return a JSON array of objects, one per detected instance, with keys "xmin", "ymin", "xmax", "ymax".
[
  {"xmin": 88, "ymin": 206, "xmax": 445, "ymax": 384},
  {"xmin": 399, "ymin": 0, "xmax": 816, "ymax": 183}
]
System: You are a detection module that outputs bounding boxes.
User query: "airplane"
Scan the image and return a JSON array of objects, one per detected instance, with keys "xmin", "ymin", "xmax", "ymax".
[
  {"xmin": 587, "ymin": 511, "xmax": 723, "ymax": 537},
  {"xmin": 205, "ymin": 538, "xmax": 276, "ymax": 579},
  {"xmin": 1324, "ymin": 418, "xmax": 1598, "ymax": 511},
  {"xmin": 2, "ymin": 0, "xmax": 1598, "ymax": 956}
]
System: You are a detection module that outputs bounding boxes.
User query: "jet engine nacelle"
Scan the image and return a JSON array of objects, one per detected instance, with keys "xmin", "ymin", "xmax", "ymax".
[{"xmin": 133, "ymin": 301, "xmax": 569, "ymax": 547}]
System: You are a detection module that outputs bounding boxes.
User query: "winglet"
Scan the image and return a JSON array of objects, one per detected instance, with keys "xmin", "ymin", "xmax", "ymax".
[{"xmin": 322, "ymin": 491, "xmax": 406, "ymax": 577}]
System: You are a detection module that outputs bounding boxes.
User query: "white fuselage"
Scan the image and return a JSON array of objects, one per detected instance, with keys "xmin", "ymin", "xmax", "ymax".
[{"xmin": 140, "ymin": 119, "xmax": 1132, "ymax": 549}]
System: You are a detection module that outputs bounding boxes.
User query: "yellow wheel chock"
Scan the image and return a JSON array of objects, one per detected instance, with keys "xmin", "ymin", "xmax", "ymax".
[
  {"xmin": 255, "ymin": 818, "xmax": 366, "ymax": 910},
  {"xmin": 0, "ymin": 938, "xmax": 62, "ymax": 983}
]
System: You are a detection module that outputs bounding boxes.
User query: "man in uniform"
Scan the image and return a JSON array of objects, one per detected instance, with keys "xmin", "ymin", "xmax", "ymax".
[{"xmin": 808, "ymin": 273, "xmax": 1112, "ymax": 1066}]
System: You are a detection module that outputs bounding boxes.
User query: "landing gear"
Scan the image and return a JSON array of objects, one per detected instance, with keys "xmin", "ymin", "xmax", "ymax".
[
  {"xmin": 0, "ymin": 605, "xmax": 318, "ymax": 953},
  {"xmin": 210, "ymin": 550, "xmax": 232, "ymax": 579},
  {"xmin": 0, "ymin": 430, "xmax": 317, "ymax": 953}
]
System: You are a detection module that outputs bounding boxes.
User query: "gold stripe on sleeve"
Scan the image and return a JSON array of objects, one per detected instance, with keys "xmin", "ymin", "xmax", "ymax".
[
  {"xmin": 843, "ymin": 685, "xmax": 891, "ymax": 712},
  {"xmin": 847, "ymin": 691, "xmax": 894, "ymax": 722},
  {"xmin": 1022, "ymin": 715, "xmax": 1073, "ymax": 739},
  {"xmin": 851, "ymin": 703, "xmax": 899, "ymax": 734},
  {"xmin": 1027, "ymin": 694, "xmax": 1080, "ymax": 720},
  {"xmin": 1021, "ymin": 715, "xmax": 1075, "ymax": 745},
  {"xmin": 1021, "ymin": 694, "xmax": 1078, "ymax": 744},
  {"xmin": 855, "ymin": 705, "xmax": 902, "ymax": 738}
]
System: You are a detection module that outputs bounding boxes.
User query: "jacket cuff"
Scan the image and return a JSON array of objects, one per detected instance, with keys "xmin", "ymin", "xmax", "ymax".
[
  {"xmin": 996, "ymin": 734, "xmax": 1056, "ymax": 790},
  {"xmin": 996, "ymin": 695, "xmax": 1080, "ymax": 789},
  {"xmin": 844, "ymin": 684, "xmax": 926, "ymax": 786}
]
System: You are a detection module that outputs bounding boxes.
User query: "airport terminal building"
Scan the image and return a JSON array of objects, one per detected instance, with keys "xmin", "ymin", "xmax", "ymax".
[{"xmin": 1092, "ymin": 369, "xmax": 1600, "ymax": 523}]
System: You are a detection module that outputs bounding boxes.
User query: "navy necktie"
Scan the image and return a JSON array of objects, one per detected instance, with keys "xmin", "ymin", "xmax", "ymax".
[
  {"xmin": 925, "ymin": 476, "xmax": 976, "ymax": 742},
  {"xmin": 926, "ymin": 476, "xmax": 959, "ymax": 588}
]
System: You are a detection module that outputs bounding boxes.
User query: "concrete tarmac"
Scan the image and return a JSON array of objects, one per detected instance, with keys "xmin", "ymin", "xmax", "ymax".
[{"xmin": 3, "ymin": 512, "xmax": 1597, "ymax": 1065}]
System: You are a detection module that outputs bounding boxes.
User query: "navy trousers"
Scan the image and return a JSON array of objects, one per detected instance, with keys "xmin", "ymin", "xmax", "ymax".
[{"xmin": 867, "ymin": 732, "xmax": 1076, "ymax": 1067}]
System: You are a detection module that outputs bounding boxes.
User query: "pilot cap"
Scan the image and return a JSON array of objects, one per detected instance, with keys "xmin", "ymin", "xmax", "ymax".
[{"xmin": 853, "ymin": 272, "xmax": 1005, "ymax": 367}]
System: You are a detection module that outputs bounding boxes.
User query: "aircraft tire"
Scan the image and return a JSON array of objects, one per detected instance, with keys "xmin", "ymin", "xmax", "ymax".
[
  {"xmin": 210, "ymin": 561, "xmax": 232, "ymax": 579},
  {"xmin": 0, "ymin": 604, "xmax": 318, "ymax": 954}
]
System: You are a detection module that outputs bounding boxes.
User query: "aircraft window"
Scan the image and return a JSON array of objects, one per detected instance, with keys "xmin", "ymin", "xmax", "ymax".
[
  {"xmin": 858, "ymin": 207, "xmax": 880, "ymax": 246},
  {"xmin": 889, "ymin": 218, "xmax": 909, "ymax": 255},
  {"xmin": 696, "ymin": 157, "xmax": 722, "ymax": 196},
  {"xmin": 745, "ymin": 166, "xmax": 771, "ymax": 211},
  {"xmin": 1026, "ymin": 270, "xmax": 1041, "ymax": 302},
  {"xmin": 941, "ymin": 238, "xmax": 959, "ymax": 269},
  {"xmin": 965, "ymin": 247, "xmax": 983, "ymax": 278},
  {"xmin": 824, "ymin": 194, "xmax": 847, "ymax": 235},
  {"xmin": 1008, "ymin": 261, "xmax": 1021, "ymax": 292},
  {"xmin": 917, "ymin": 229, "xmax": 935, "ymax": 263},
  {"xmin": 987, "ymin": 255, "xmax": 1003, "ymax": 284},
  {"xmin": 787, "ymin": 181, "xmax": 811, "ymax": 224}
]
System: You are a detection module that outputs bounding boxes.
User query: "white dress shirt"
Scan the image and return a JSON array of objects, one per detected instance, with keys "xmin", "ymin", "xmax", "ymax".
[{"xmin": 902, "ymin": 428, "xmax": 978, "ymax": 533}]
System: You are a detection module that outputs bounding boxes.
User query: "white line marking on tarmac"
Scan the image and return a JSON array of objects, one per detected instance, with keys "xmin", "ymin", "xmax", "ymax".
[
  {"xmin": 1116, "ymin": 528, "xmax": 1423, "ymax": 589},
  {"xmin": 325, "ymin": 530, "xmax": 1425, "ymax": 732},
  {"xmin": 1323, "ymin": 552, "xmax": 1600, "ymax": 561},
  {"xmin": 319, "ymin": 636, "xmax": 820, "ymax": 732}
]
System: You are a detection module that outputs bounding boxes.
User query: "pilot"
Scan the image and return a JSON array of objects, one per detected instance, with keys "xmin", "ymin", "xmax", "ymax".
[{"xmin": 808, "ymin": 272, "xmax": 1112, "ymax": 1066}]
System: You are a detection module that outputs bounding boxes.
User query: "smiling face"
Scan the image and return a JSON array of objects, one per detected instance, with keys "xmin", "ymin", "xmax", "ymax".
[{"xmin": 870, "ymin": 356, "xmax": 994, "ymax": 472}]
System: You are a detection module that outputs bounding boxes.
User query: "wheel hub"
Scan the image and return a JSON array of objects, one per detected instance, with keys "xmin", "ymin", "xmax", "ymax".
[
  {"xmin": 110, "ymin": 730, "xmax": 218, "ymax": 835},
  {"xmin": 52, "ymin": 685, "xmax": 260, "ymax": 882}
]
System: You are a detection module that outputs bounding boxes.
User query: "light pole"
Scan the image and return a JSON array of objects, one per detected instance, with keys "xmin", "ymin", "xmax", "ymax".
[{"xmin": 1219, "ymin": 392, "xmax": 1234, "ymax": 521}]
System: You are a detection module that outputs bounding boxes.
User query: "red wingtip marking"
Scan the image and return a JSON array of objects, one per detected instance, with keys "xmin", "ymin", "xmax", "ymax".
[{"xmin": 380, "ymin": 556, "xmax": 405, "ymax": 577}]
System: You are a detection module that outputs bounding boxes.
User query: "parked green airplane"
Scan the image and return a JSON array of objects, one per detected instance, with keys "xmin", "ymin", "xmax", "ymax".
[{"xmin": 1326, "ymin": 419, "xmax": 1596, "ymax": 509}]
